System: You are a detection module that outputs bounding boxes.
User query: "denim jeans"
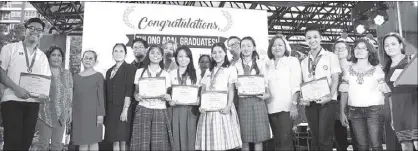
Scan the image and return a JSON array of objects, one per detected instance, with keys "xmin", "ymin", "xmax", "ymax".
[
  {"xmin": 35, "ymin": 119, "xmax": 65, "ymax": 151},
  {"xmin": 348, "ymin": 105, "xmax": 384, "ymax": 151}
]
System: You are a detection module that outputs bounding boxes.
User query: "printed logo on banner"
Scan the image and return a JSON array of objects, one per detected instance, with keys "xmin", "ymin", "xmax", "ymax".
[{"xmin": 122, "ymin": 6, "xmax": 233, "ymax": 32}]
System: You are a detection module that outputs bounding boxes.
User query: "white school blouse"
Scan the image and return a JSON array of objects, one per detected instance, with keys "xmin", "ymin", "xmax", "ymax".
[
  {"xmin": 301, "ymin": 50, "xmax": 341, "ymax": 100},
  {"xmin": 169, "ymin": 69, "xmax": 202, "ymax": 86},
  {"xmin": 233, "ymin": 59, "xmax": 268, "ymax": 97},
  {"xmin": 201, "ymin": 66, "xmax": 237, "ymax": 92},
  {"xmin": 339, "ymin": 65, "xmax": 391, "ymax": 107},
  {"xmin": 265, "ymin": 57, "xmax": 302, "ymax": 113},
  {"xmin": 134, "ymin": 67, "xmax": 171, "ymax": 109}
]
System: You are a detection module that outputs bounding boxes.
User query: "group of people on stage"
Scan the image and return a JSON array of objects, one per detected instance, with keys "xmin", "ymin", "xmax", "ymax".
[{"xmin": 0, "ymin": 17, "xmax": 417, "ymax": 151}]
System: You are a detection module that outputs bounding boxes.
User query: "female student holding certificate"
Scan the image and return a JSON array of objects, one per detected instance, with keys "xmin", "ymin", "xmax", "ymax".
[
  {"xmin": 168, "ymin": 45, "xmax": 200, "ymax": 150},
  {"xmin": 195, "ymin": 43, "xmax": 242, "ymax": 150},
  {"xmin": 234, "ymin": 36, "xmax": 270, "ymax": 151},
  {"xmin": 131, "ymin": 45, "xmax": 173, "ymax": 150}
]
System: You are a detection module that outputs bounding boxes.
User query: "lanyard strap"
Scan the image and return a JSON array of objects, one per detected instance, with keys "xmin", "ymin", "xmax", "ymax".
[
  {"xmin": 23, "ymin": 43, "xmax": 37, "ymax": 73},
  {"xmin": 308, "ymin": 48, "xmax": 324, "ymax": 77},
  {"xmin": 177, "ymin": 69, "xmax": 188, "ymax": 85},
  {"xmin": 209, "ymin": 67, "xmax": 222, "ymax": 90},
  {"xmin": 146, "ymin": 67, "xmax": 163, "ymax": 77}
]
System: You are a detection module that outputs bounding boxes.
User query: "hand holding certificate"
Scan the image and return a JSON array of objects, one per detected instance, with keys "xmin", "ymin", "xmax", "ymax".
[
  {"xmin": 171, "ymin": 85, "xmax": 199, "ymax": 105},
  {"xmin": 137, "ymin": 77, "xmax": 166, "ymax": 99},
  {"xmin": 200, "ymin": 91, "xmax": 228, "ymax": 111},
  {"xmin": 300, "ymin": 77, "xmax": 330, "ymax": 103},
  {"xmin": 237, "ymin": 75, "xmax": 265, "ymax": 96},
  {"xmin": 19, "ymin": 73, "xmax": 51, "ymax": 98}
]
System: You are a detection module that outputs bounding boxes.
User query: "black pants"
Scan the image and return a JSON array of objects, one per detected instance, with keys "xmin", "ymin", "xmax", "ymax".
[
  {"xmin": 335, "ymin": 120, "xmax": 358, "ymax": 151},
  {"xmin": 1, "ymin": 101, "xmax": 39, "ymax": 150},
  {"xmin": 268, "ymin": 112, "xmax": 294, "ymax": 150},
  {"xmin": 305, "ymin": 100, "xmax": 338, "ymax": 151}
]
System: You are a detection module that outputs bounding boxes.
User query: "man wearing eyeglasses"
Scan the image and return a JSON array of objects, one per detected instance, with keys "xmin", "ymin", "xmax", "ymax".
[
  {"xmin": 0, "ymin": 18, "xmax": 51, "ymax": 150},
  {"xmin": 226, "ymin": 36, "xmax": 241, "ymax": 65},
  {"xmin": 131, "ymin": 38, "xmax": 148, "ymax": 69}
]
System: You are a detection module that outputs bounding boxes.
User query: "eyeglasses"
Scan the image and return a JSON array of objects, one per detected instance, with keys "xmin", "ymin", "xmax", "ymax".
[
  {"xmin": 83, "ymin": 57, "xmax": 95, "ymax": 61},
  {"xmin": 335, "ymin": 47, "xmax": 348, "ymax": 51},
  {"xmin": 354, "ymin": 47, "xmax": 367, "ymax": 50},
  {"xmin": 228, "ymin": 43, "xmax": 240, "ymax": 48},
  {"xmin": 27, "ymin": 26, "xmax": 43, "ymax": 33}
]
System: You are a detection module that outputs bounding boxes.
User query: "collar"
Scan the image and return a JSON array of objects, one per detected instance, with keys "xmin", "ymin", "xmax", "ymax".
[
  {"xmin": 240, "ymin": 58, "xmax": 253, "ymax": 66},
  {"xmin": 20, "ymin": 41, "xmax": 39, "ymax": 55},
  {"xmin": 148, "ymin": 65, "xmax": 162, "ymax": 74},
  {"xmin": 308, "ymin": 48, "xmax": 326, "ymax": 60}
]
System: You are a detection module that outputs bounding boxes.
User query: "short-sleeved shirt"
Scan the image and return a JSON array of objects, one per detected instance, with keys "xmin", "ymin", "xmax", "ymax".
[
  {"xmin": 169, "ymin": 69, "xmax": 201, "ymax": 86},
  {"xmin": 233, "ymin": 59, "xmax": 268, "ymax": 96},
  {"xmin": 134, "ymin": 66, "xmax": 171, "ymax": 109},
  {"xmin": 0, "ymin": 41, "xmax": 51, "ymax": 103},
  {"xmin": 201, "ymin": 66, "xmax": 237, "ymax": 92},
  {"xmin": 265, "ymin": 57, "xmax": 302, "ymax": 113},
  {"xmin": 301, "ymin": 49, "xmax": 341, "ymax": 100},
  {"xmin": 339, "ymin": 65, "xmax": 390, "ymax": 107}
]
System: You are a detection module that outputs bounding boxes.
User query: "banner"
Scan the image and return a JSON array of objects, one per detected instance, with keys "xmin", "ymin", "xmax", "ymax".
[{"xmin": 82, "ymin": 2, "xmax": 268, "ymax": 75}]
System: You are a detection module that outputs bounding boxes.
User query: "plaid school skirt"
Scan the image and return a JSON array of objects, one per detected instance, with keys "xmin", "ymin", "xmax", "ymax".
[
  {"xmin": 195, "ymin": 104, "xmax": 242, "ymax": 150},
  {"xmin": 238, "ymin": 97, "xmax": 271, "ymax": 143},
  {"xmin": 130, "ymin": 105, "xmax": 174, "ymax": 150}
]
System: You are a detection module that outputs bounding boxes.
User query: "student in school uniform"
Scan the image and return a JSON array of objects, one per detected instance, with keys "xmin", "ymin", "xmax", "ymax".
[
  {"xmin": 196, "ymin": 42, "xmax": 242, "ymax": 151},
  {"xmin": 265, "ymin": 34, "xmax": 301, "ymax": 150},
  {"xmin": 300, "ymin": 27, "xmax": 341, "ymax": 151},
  {"xmin": 131, "ymin": 45, "xmax": 173, "ymax": 150},
  {"xmin": 234, "ymin": 36, "xmax": 270, "ymax": 151},
  {"xmin": 198, "ymin": 54, "xmax": 211, "ymax": 80},
  {"xmin": 168, "ymin": 45, "xmax": 201, "ymax": 150}
]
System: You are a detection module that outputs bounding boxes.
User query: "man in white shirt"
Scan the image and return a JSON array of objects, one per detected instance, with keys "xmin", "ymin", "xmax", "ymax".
[
  {"xmin": 300, "ymin": 27, "xmax": 341, "ymax": 151},
  {"xmin": 226, "ymin": 36, "xmax": 241, "ymax": 65},
  {"xmin": 0, "ymin": 67, "xmax": 30, "ymax": 99},
  {"xmin": 0, "ymin": 18, "xmax": 51, "ymax": 150}
]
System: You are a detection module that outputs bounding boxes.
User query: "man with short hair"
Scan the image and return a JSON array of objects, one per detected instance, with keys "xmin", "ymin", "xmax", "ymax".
[
  {"xmin": 300, "ymin": 27, "xmax": 341, "ymax": 151},
  {"xmin": 0, "ymin": 18, "xmax": 51, "ymax": 150},
  {"xmin": 226, "ymin": 36, "xmax": 241, "ymax": 65},
  {"xmin": 131, "ymin": 38, "xmax": 148, "ymax": 69}
]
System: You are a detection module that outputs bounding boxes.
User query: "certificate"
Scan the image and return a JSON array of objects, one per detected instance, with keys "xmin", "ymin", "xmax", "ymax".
[
  {"xmin": 300, "ymin": 77, "xmax": 330, "ymax": 100},
  {"xmin": 19, "ymin": 73, "xmax": 51, "ymax": 97},
  {"xmin": 201, "ymin": 91, "xmax": 228, "ymax": 111},
  {"xmin": 171, "ymin": 85, "xmax": 199, "ymax": 105},
  {"xmin": 237, "ymin": 75, "xmax": 265, "ymax": 96},
  {"xmin": 137, "ymin": 77, "xmax": 166, "ymax": 99}
]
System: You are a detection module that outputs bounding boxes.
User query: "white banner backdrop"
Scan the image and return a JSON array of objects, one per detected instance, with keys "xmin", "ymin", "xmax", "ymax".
[{"xmin": 82, "ymin": 2, "xmax": 268, "ymax": 75}]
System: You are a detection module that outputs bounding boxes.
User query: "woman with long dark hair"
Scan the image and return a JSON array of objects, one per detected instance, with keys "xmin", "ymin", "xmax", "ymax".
[
  {"xmin": 382, "ymin": 33, "xmax": 418, "ymax": 151},
  {"xmin": 130, "ymin": 45, "xmax": 173, "ymax": 150},
  {"xmin": 168, "ymin": 45, "xmax": 200, "ymax": 150},
  {"xmin": 195, "ymin": 42, "xmax": 242, "ymax": 150},
  {"xmin": 234, "ymin": 36, "xmax": 270, "ymax": 151},
  {"xmin": 104, "ymin": 43, "xmax": 135, "ymax": 151}
]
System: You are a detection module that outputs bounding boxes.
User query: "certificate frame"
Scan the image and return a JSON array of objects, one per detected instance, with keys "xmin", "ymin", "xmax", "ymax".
[
  {"xmin": 237, "ymin": 75, "xmax": 265, "ymax": 96},
  {"xmin": 171, "ymin": 85, "xmax": 199, "ymax": 105},
  {"xmin": 200, "ymin": 91, "xmax": 228, "ymax": 111},
  {"xmin": 19, "ymin": 72, "xmax": 51, "ymax": 97},
  {"xmin": 300, "ymin": 77, "xmax": 330, "ymax": 100},
  {"xmin": 137, "ymin": 77, "xmax": 166, "ymax": 99}
]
